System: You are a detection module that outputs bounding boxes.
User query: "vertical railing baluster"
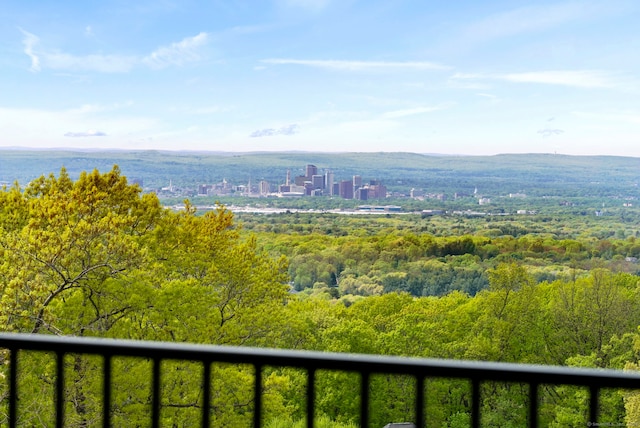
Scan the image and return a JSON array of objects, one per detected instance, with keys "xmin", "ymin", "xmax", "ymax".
[
  {"xmin": 589, "ymin": 385, "xmax": 599, "ymax": 426},
  {"xmin": 2, "ymin": 334, "xmax": 640, "ymax": 428},
  {"xmin": 8, "ymin": 348, "xmax": 17, "ymax": 428},
  {"xmin": 360, "ymin": 372, "xmax": 369, "ymax": 428},
  {"xmin": 471, "ymin": 379, "xmax": 480, "ymax": 428},
  {"xmin": 416, "ymin": 375, "xmax": 425, "ymax": 428},
  {"xmin": 306, "ymin": 368, "xmax": 315, "ymax": 428},
  {"xmin": 56, "ymin": 352, "xmax": 64, "ymax": 428},
  {"xmin": 528, "ymin": 383, "xmax": 538, "ymax": 428},
  {"xmin": 202, "ymin": 361, "xmax": 211, "ymax": 428},
  {"xmin": 254, "ymin": 364, "xmax": 263, "ymax": 428},
  {"xmin": 103, "ymin": 355, "xmax": 112, "ymax": 428},
  {"xmin": 152, "ymin": 358, "xmax": 161, "ymax": 428}
]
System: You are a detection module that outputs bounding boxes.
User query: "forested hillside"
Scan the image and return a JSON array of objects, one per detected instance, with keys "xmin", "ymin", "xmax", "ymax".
[
  {"xmin": 238, "ymin": 211, "xmax": 640, "ymax": 298},
  {"xmin": 2, "ymin": 167, "xmax": 640, "ymax": 426},
  {"xmin": 1, "ymin": 150, "xmax": 639, "ymax": 197}
]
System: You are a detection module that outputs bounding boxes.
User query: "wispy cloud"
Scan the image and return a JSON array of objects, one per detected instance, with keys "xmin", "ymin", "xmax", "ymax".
[
  {"xmin": 262, "ymin": 59, "xmax": 451, "ymax": 71},
  {"xmin": 452, "ymin": 70, "xmax": 617, "ymax": 89},
  {"xmin": 64, "ymin": 130, "xmax": 107, "ymax": 137},
  {"xmin": 191, "ymin": 106, "xmax": 231, "ymax": 115},
  {"xmin": 278, "ymin": 0, "xmax": 331, "ymax": 11},
  {"xmin": 19, "ymin": 30, "xmax": 209, "ymax": 73},
  {"xmin": 277, "ymin": 0, "xmax": 332, "ymax": 13},
  {"xmin": 572, "ymin": 110, "xmax": 640, "ymax": 124},
  {"xmin": 143, "ymin": 32, "xmax": 209, "ymax": 68},
  {"xmin": 538, "ymin": 129, "xmax": 564, "ymax": 137},
  {"xmin": 464, "ymin": 1, "xmax": 611, "ymax": 42},
  {"xmin": 381, "ymin": 106, "xmax": 447, "ymax": 119},
  {"xmin": 67, "ymin": 102, "xmax": 133, "ymax": 114},
  {"xmin": 44, "ymin": 52, "xmax": 138, "ymax": 73},
  {"xmin": 503, "ymin": 71, "xmax": 614, "ymax": 88},
  {"xmin": 19, "ymin": 28, "xmax": 40, "ymax": 72},
  {"xmin": 250, "ymin": 124, "xmax": 300, "ymax": 137}
]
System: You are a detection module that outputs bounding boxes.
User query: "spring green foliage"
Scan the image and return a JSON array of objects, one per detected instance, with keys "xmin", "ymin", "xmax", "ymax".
[
  {"xmin": 2, "ymin": 167, "xmax": 640, "ymax": 426},
  {"xmin": 241, "ymin": 211, "xmax": 640, "ymax": 299}
]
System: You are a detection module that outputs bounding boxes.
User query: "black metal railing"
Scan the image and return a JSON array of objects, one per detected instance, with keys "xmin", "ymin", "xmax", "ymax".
[{"xmin": 1, "ymin": 332, "xmax": 640, "ymax": 427}]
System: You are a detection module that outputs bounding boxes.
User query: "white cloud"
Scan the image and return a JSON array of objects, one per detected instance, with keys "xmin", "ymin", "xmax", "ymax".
[
  {"xmin": 44, "ymin": 52, "xmax": 138, "ymax": 73},
  {"xmin": 143, "ymin": 32, "xmax": 209, "ymax": 68},
  {"xmin": 262, "ymin": 59, "xmax": 451, "ymax": 71},
  {"xmin": 464, "ymin": 1, "xmax": 610, "ymax": 42},
  {"xmin": 65, "ymin": 130, "xmax": 107, "ymax": 137},
  {"xmin": 502, "ymin": 71, "xmax": 614, "ymax": 88},
  {"xmin": 380, "ymin": 106, "xmax": 446, "ymax": 119},
  {"xmin": 19, "ymin": 28, "xmax": 40, "ymax": 72},
  {"xmin": 250, "ymin": 124, "xmax": 300, "ymax": 137},
  {"xmin": 537, "ymin": 129, "xmax": 564, "ymax": 137},
  {"xmin": 19, "ymin": 30, "xmax": 209, "ymax": 73},
  {"xmin": 191, "ymin": 106, "xmax": 231, "ymax": 115},
  {"xmin": 278, "ymin": 0, "xmax": 331, "ymax": 11},
  {"xmin": 572, "ymin": 110, "xmax": 640, "ymax": 124},
  {"xmin": 451, "ymin": 70, "xmax": 616, "ymax": 89},
  {"xmin": 0, "ymin": 105, "xmax": 157, "ymax": 147}
]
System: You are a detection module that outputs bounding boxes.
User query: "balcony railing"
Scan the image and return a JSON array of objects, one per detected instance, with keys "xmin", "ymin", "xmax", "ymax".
[{"xmin": 1, "ymin": 332, "xmax": 640, "ymax": 427}]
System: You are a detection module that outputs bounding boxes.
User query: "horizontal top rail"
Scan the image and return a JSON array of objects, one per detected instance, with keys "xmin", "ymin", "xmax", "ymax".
[{"xmin": 1, "ymin": 332, "xmax": 640, "ymax": 389}]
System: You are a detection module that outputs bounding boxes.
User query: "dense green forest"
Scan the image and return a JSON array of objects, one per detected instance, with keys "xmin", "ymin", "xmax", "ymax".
[
  {"xmin": 236, "ymin": 210, "xmax": 640, "ymax": 299},
  {"xmin": 2, "ymin": 167, "xmax": 640, "ymax": 427}
]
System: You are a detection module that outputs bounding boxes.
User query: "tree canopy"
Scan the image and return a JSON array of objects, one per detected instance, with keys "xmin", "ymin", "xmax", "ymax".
[{"xmin": 2, "ymin": 166, "xmax": 640, "ymax": 426}]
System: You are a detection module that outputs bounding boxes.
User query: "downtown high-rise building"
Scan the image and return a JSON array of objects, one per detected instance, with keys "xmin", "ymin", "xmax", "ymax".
[
  {"xmin": 325, "ymin": 171, "xmax": 334, "ymax": 195},
  {"xmin": 305, "ymin": 164, "xmax": 317, "ymax": 180},
  {"xmin": 339, "ymin": 180, "xmax": 354, "ymax": 199}
]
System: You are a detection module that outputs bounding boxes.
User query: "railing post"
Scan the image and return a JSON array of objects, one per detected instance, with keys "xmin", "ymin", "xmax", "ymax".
[
  {"xmin": 471, "ymin": 379, "xmax": 480, "ymax": 428},
  {"xmin": 528, "ymin": 383, "xmax": 538, "ymax": 428},
  {"xmin": 8, "ymin": 348, "xmax": 17, "ymax": 428},
  {"xmin": 360, "ymin": 372, "xmax": 369, "ymax": 428},
  {"xmin": 254, "ymin": 364, "xmax": 262, "ymax": 428},
  {"xmin": 152, "ymin": 358, "xmax": 161, "ymax": 428},
  {"xmin": 56, "ymin": 351, "xmax": 64, "ymax": 428},
  {"xmin": 416, "ymin": 375, "xmax": 425, "ymax": 428},
  {"xmin": 103, "ymin": 355, "xmax": 112, "ymax": 428},
  {"xmin": 202, "ymin": 361, "xmax": 211, "ymax": 428},
  {"xmin": 306, "ymin": 368, "xmax": 315, "ymax": 428},
  {"xmin": 589, "ymin": 385, "xmax": 599, "ymax": 426}
]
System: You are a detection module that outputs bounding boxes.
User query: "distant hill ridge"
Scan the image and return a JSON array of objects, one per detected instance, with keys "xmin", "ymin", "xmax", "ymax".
[{"xmin": 0, "ymin": 149, "xmax": 638, "ymax": 197}]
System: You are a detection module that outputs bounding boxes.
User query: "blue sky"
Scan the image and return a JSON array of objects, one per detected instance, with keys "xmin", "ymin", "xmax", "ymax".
[{"xmin": 2, "ymin": 0, "xmax": 640, "ymax": 156}]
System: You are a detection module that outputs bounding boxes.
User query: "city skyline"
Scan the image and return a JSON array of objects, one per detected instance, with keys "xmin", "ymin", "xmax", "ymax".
[{"xmin": 2, "ymin": 1, "xmax": 640, "ymax": 156}]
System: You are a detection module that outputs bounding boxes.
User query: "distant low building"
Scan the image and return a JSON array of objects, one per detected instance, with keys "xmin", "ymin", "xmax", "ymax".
[
  {"xmin": 358, "ymin": 205, "xmax": 401, "ymax": 212},
  {"xmin": 355, "ymin": 187, "xmax": 368, "ymax": 200},
  {"xmin": 410, "ymin": 188, "xmax": 423, "ymax": 198},
  {"xmin": 422, "ymin": 209, "xmax": 444, "ymax": 216},
  {"xmin": 383, "ymin": 423, "xmax": 416, "ymax": 428}
]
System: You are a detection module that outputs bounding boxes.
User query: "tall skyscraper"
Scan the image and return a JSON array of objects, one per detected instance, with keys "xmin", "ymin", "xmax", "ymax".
[
  {"xmin": 259, "ymin": 180, "xmax": 270, "ymax": 195},
  {"xmin": 312, "ymin": 174, "xmax": 324, "ymax": 190},
  {"xmin": 339, "ymin": 180, "xmax": 354, "ymax": 199},
  {"xmin": 325, "ymin": 171, "xmax": 334, "ymax": 195},
  {"xmin": 353, "ymin": 175, "xmax": 362, "ymax": 190},
  {"xmin": 306, "ymin": 164, "xmax": 317, "ymax": 180}
]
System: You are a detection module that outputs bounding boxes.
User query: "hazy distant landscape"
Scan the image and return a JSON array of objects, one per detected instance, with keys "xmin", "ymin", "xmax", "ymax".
[{"xmin": 1, "ymin": 149, "xmax": 639, "ymax": 200}]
